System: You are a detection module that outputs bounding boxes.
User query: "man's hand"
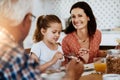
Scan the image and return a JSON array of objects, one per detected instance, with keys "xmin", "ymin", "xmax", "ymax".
[{"xmin": 63, "ymin": 58, "xmax": 84, "ymax": 80}]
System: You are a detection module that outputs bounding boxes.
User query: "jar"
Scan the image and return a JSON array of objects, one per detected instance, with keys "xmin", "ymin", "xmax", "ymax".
[{"xmin": 106, "ymin": 49, "xmax": 120, "ymax": 74}]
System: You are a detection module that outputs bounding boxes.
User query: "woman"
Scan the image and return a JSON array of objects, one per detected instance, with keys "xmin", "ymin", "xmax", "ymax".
[{"xmin": 62, "ymin": 1, "xmax": 102, "ymax": 63}]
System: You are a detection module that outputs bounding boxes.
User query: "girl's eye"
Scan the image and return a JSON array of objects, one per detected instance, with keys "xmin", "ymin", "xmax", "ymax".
[
  {"xmin": 52, "ymin": 31, "xmax": 56, "ymax": 34},
  {"xmin": 58, "ymin": 32, "xmax": 61, "ymax": 34}
]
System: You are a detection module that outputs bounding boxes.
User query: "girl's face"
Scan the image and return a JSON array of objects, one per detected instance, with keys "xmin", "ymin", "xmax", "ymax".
[
  {"xmin": 42, "ymin": 22, "xmax": 62, "ymax": 44},
  {"xmin": 71, "ymin": 8, "xmax": 90, "ymax": 30}
]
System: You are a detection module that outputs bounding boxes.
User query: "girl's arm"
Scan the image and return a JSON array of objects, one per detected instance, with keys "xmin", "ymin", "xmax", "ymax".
[
  {"xmin": 30, "ymin": 52, "xmax": 54, "ymax": 72},
  {"xmin": 30, "ymin": 52, "xmax": 39, "ymax": 63},
  {"xmin": 39, "ymin": 51, "xmax": 63, "ymax": 72},
  {"xmin": 39, "ymin": 60, "xmax": 55, "ymax": 72}
]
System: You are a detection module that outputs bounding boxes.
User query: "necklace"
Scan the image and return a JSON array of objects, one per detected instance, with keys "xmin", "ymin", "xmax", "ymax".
[
  {"xmin": 75, "ymin": 33, "xmax": 88, "ymax": 43},
  {"xmin": 78, "ymin": 37, "xmax": 89, "ymax": 43},
  {"xmin": 74, "ymin": 33, "xmax": 90, "ymax": 49}
]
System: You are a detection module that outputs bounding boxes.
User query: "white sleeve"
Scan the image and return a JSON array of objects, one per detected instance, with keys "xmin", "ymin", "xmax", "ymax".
[
  {"xmin": 30, "ymin": 43, "xmax": 41, "ymax": 58},
  {"xmin": 58, "ymin": 45, "xmax": 65, "ymax": 62}
]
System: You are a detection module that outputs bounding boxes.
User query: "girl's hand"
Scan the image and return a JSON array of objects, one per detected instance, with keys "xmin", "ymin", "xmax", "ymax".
[
  {"xmin": 51, "ymin": 51, "xmax": 63, "ymax": 64},
  {"xmin": 77, "ymin": 48, "xmax": 89, "ymax": 63}
]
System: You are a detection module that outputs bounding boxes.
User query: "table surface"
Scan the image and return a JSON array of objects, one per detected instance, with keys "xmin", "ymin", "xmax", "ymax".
[
  {"xmin": 41, "ymin": 71, "xmax": 103, "ymax": 80},
  {"xmin": 80, "ymin": 73, "xmax": 102, "ymax": 80},
  {"xmin": 40, "ymin": 63, "xmax": 100, "ymax": 80}
]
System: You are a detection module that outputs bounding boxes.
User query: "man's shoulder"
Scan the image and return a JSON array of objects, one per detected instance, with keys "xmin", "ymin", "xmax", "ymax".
[{"xmin": 0, "ymin": 52, "xmax": 41, "ymax": 80}]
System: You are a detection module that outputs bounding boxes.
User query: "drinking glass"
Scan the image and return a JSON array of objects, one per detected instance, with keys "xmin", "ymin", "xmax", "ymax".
[{"xmin": 94, "ymin": 57, "xmax": 107, "ymax": 73}]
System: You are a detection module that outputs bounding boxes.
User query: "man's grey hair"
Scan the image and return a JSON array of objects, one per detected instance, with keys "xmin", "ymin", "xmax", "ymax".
[{"xmin": 0, "ymin": 0, "xmax": 33, "ymax": 26}]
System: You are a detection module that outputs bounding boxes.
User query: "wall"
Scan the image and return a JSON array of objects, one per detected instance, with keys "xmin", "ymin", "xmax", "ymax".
[
  {"xmin": 23, "ymin": 0, "xmax": 45, "ymax": 49},
  {"xmin": 43, "ymin": 0, "xmax": 120, "ymax": 29},
  {"xmin": 23, "ymin": 0, "xmax": 120, "ymax": 49}
]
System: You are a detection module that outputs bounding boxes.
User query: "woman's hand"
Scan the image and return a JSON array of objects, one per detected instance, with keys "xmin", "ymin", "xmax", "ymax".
[{"xmin": 77, "ymin": 48, "xmax": 89, "ymax": 63}]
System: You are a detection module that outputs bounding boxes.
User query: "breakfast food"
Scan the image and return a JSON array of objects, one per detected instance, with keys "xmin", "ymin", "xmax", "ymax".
[{"xmin": 106, "ymin": 55, "xmax": 120, "ymax": 74}]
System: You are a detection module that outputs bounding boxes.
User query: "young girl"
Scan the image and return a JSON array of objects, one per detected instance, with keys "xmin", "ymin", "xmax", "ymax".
[{"xmin": 30, "ymin": 15, "xmax": 64, "ymax": 72}]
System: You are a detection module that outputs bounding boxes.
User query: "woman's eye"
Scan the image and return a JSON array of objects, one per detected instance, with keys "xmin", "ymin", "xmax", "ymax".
[
  {"xmin": 78, "ymin": 14, "xmax": 82, "ymax": 17},
  {"xmin": 71, "ymin": 16, "xmax": 75, "ymax": 18},
  {"xmin": 71, "ymin": 15, "xmax": 82, "ymax": 19}
]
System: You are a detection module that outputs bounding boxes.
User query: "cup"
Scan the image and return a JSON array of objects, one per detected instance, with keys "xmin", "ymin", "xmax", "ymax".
[
  {"xmin": 94, "ymin": 57, "xmax": 107, "ymax": 73},
  {"xmin": 103, "ymin": 74, "xmax": 120, "ymax": 80}
]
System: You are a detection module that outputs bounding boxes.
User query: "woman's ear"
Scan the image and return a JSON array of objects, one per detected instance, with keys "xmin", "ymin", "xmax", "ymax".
[{"xmin": 88, "ymin": 17, "xmax": 90, "ymax": 21}]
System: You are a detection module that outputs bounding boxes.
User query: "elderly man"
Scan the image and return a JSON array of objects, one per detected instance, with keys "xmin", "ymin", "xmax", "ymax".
[
  {"xmin": 0, "ymin": 0, "xmax": 41, "ymax": 79},
  {"xmin": 0, "ymin": 0, "xmax": 83, "ymax": 80}
]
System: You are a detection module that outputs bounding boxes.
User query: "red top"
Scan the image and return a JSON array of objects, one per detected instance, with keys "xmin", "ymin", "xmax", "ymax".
[{"xmin": 62, "ymin": 29, "xmax": 101, "ymax": 63}]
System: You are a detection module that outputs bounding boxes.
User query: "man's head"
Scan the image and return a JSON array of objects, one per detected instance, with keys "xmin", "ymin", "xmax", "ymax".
[
  {"xmin": 0, "ymin": 0, "xmax": 33, "ymax": 44},
  {"xmin": 0, "ymin": 0, "xmax": 33, "ymax": 26}
]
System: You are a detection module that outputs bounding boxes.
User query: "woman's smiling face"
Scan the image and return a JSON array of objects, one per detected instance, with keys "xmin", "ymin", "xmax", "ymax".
[{"xmin": 71, "ymin": 8, "xmax": 90, "ymax": 30}]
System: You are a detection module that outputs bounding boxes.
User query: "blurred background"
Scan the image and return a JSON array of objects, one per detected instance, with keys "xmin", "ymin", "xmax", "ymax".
[{"xmin": 23, "ymin": 0, "xmax": 120, "ymax": 50}]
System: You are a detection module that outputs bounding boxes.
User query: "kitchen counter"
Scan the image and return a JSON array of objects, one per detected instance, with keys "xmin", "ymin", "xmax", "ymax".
[
  {"xmin": 100, "ymin": 31, "xmax": 120, "ymax": 46},
  {"xmin": 58, "ymin": 31, "xmax": 120, "ymax": 46}
]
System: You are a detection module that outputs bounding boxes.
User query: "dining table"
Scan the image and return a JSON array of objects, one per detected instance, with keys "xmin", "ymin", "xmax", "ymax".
[
  {"xmin": 80, "ymin": 63, "xmax": 103, "ymax": 80},
  {"xmin": 79, "ymin": 73, "xmax": 102, "ymax": 80},
  {"xmin": 40, "ymin": 63, "xmax": 103, "ymax": 80}
]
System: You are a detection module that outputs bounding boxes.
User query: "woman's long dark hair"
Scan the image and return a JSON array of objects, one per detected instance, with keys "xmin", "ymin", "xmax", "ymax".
[{"xmin": 65, "ymin": 1, "xmax": 96, "ymax": 37}]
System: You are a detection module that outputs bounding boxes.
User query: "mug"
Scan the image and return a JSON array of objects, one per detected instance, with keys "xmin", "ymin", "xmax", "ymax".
[{"xmin": 103, "ymin": 74, "xmax": 120, "ymax": 80}]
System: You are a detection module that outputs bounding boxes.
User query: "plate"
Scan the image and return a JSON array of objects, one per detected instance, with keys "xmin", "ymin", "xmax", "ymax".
[
  {"xmin": 84, "ymin": 63, "xmax": 94, "ymax": 71},
  {"xmin": 59, "ymin": 66, "xmax": 66, "ymax": 71},
  {"xmin": 41, "ymin": 72, "xmax": 65, "ymax": 80}
]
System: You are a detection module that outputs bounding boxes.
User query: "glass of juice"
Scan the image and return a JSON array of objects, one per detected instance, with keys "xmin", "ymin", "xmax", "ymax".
[{"xmin": 94, "ymin": 57, "xmax": 107, "ymax": 73}]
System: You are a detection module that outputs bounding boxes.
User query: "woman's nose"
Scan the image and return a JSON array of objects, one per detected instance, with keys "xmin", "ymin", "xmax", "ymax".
[{"xmin": 74, "ymin": 17, "xmax": 79, "ymax": 22}]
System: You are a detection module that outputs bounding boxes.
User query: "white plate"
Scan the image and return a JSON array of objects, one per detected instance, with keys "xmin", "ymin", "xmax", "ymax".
[
  {"xmin": 82, "ymin": 63, "xmax": 95, "ymax": 76},
  {"xmin": 84, "ymin": 63, "xmax": 94, "ymax": 71}
]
